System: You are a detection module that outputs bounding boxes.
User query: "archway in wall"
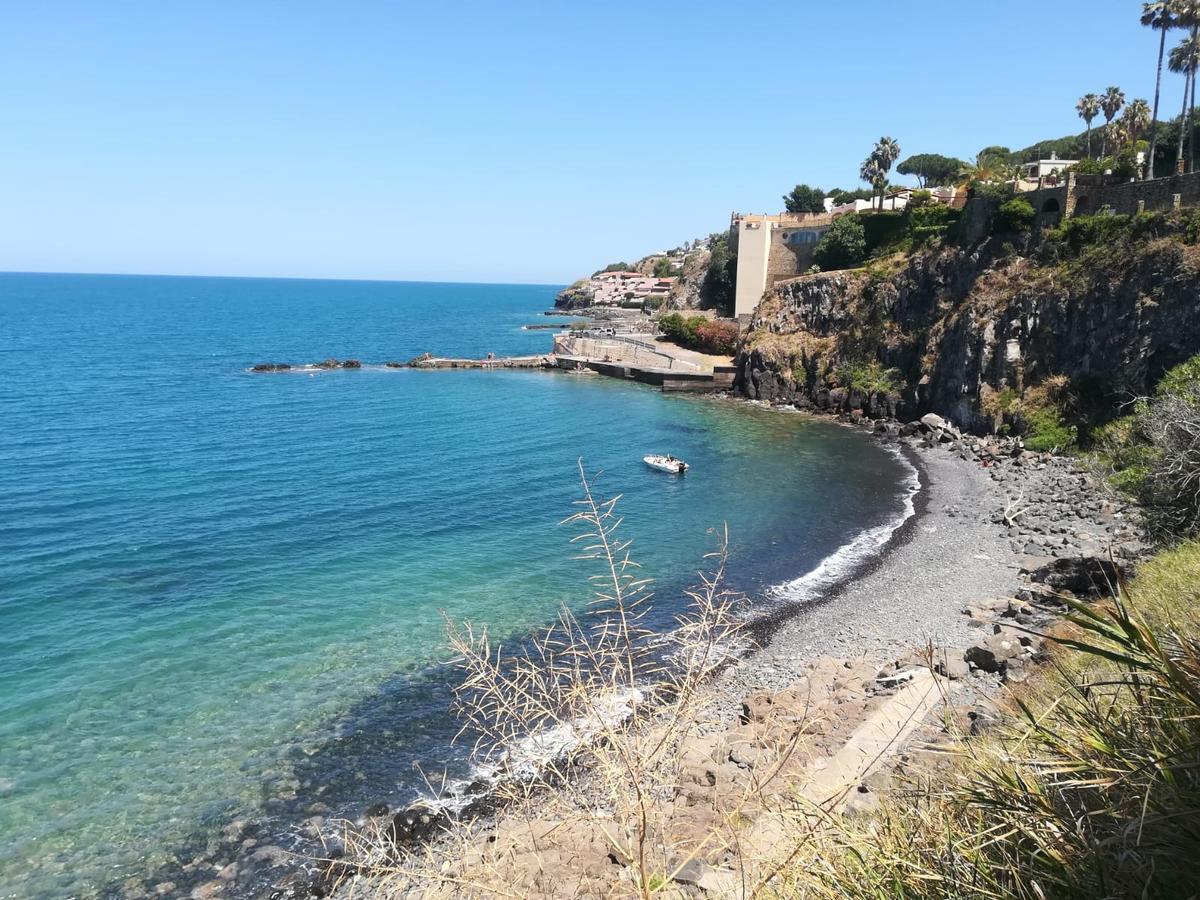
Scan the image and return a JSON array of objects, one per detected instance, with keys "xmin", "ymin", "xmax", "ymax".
[
  {"xmin": 1073, "ymin": 195, "xmax": 1091, "ymax": 217},
  {"xmin": 1040, "ymin": 197, "xmax": 1062, "ymax": 227}
]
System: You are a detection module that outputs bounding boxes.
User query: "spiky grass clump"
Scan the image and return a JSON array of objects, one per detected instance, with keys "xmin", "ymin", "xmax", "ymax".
[{"xmin": 778, "ymin": 541, "xmax": 1200, "ymax": 899}]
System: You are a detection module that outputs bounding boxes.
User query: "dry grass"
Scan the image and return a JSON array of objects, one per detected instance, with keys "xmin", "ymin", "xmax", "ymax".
[{"xmin": 772, "ymin": 541, "xmax": 1200, "ymax": 900}]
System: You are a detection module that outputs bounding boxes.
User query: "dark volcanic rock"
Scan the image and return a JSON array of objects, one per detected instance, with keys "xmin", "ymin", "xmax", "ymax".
[
  {"xmin": 732, "ymin": 233, "xmax": 1200, "ymax": 433},
  {"xmin": 1029, "ymin": 556, "xmax": 1127, "ymax": 599},
  {"xmin": 340, "ymin": 359, "xmax": 362, "ymax": 369},
  {"xmin": 251, "ymin": 363, "xmax": 291, "ymax": 373},
  {"xmin": 315, "ymin": 358, "xmax": 340, "ymax": 369},
  {"xmin": 387, "ymin": 806, "xmax": 449, "ymax": 847}
]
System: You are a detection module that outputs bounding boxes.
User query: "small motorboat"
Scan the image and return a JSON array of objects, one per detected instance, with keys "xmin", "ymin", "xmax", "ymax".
[{"xmin": 644, "ymin": 454, "xmax": 688, "ymax": 474}]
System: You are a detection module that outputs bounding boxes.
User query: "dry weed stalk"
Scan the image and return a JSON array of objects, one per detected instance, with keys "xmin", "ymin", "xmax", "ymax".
[{"xmin": 325, "ymin": 462, "xmax": 851, "ymax": 898}]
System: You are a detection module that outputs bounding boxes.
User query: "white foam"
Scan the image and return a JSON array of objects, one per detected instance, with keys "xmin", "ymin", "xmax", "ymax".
[
  {"xmin": 423, "ymin": 687, "xmax": 645, "ymax": 814},
  {"xmin": 767, "ymin": 447, "xmax": 921, "ymax": 606}
]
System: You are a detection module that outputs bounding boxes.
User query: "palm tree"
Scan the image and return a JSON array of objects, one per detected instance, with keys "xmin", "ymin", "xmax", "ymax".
[
  {"xmin": 1142, "ymin": 1, "xmax": 1177, "ymax": 178},
  {"xmin": 859, "ymin": 157, "xmax": 885, "ymax": 211},
  {"xmin": 1100, "ymin": 86, "xmax": 1126, "ymax": 157},
  {"xmin": 1077, "ymin": 93, "xmax": 1101, "ymax": 157},
  {"xmin": 1123, "ymin": 98, "xmax": 1153, "ymax": 146},
  {"xmin": 956, "ymin": 151, "xmax": 1011, "ymax": 189},
  {"xmin": 1170, "ymin": 30, "xmax": 1200, "ymax": 171},
  {"xmin": 864, "ymin": 136, "xmax": 901, "ymax": 210}
]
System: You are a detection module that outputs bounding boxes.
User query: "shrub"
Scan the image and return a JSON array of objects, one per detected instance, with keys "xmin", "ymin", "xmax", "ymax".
[
  {"xmin": 658, "ymin": 312, "xmax": 710, "ymax": 347},
  {"xmin": 693, "ymin": 320, "xmax": 739, "ymax": 355},
  {"xmin": 906, "ymin": 189, "xmax": 933, "ymax": 208},
  {"xmin": 1093, "ymin": 353, "xmax": 1200, "ymax": 543},
  {"xmin": 1021, "ymin": 403, "xmax": 1076, "ymax": 451},
  {"xmin": 833, "ymin": 360, "xmax": 903, "ymax": 395},
  {"xmin": 860, "ymin": 212, "xmax": 908, "ymax": 256},
  {"xmin": 970, "ymin": 181, "xmax": 1012, "ymax": 204},
  {"xmin": 994, "ymin": 197, "xmax": 1035, "ymax": 233},
  {"xmin": 1070, "ymin": 156, "xmax": 1107, "ymax": 175},
  {"xmin": 813, "ymin": 215, "xmax": 867, "ymax": 270},
  {"xmin": 908, "ymin": 204, "xmax": 959, "ymax": 230}
]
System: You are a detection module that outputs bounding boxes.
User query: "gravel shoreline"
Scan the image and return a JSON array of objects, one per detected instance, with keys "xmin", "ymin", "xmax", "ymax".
[{"xmin": 718, "ymin": 442, "xmax": 1021, "ymax": 707}]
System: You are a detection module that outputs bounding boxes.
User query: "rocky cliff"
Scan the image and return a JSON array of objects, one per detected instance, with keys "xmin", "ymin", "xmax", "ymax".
[{"xmin": 735, "ymin": 219, "xmax": 1200, "ymax": 438}]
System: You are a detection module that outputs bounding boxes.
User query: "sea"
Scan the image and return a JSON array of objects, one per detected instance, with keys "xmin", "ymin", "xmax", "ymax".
[{"xmin": 0, "ymin": 273, "xmax": 916, "ymax": 897}]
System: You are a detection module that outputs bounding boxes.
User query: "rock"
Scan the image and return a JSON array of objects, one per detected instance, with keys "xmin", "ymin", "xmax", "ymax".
[
  {"xmin": 935, "ymin": 655, "xmax": 970, "ymax": 680},
  {"xmin": 250, "ymin": 363, "xmax": 290, "ymax": 372},
  {"xmin": 964, "ymin": 633, "xmax": 1022, "ymax": 674},
  {"xmin": 1028, "ymin": 556, "xmax": 1127, "ymax": 599},
  {"xmin": 387, "ymin": 807, "xmax": 448, "ymax": 846},
  {"xmin": 384, "ymin": 361, "xmax": 404, "ymax": 368},
  {"xmin": 364, "ymin": 802, "xmax": 389, "ymax": 818},
  {"xmin": 919, "ymin": 413, "xmax": 948, "ymax": 432},
  {"xmin": 697, "ymin": 867, "xmax": 740, "ymax": 894},
  {"xmin": 153, "ymin": 883, "xmax": 177, "ymax": 896},
  {"xmin": 671, "ymin": 857, "xmax": 708, "ymax": 886},
  {"xmin": 341, "ymin": 359, "xmax": 362, "ymax": 369},
  {"xmin": 190, "ymin": 880, "xmax": 225, "ymax": 899},
  {"xmin": 315, "ymin": 358, "xmax": 340, "ymax": 369},
  {"xmin": 251, "ymin": 845, "xmax": 290, "ymax": 867}
]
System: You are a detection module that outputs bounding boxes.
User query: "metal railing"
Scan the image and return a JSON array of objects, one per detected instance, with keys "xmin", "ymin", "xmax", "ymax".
[{"xmin": 557, "ymin": 334, "xmax": 702, "ymax": 371}]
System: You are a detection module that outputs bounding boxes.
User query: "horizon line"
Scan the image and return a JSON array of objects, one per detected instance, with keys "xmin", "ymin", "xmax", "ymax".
[{"xmin": 0, "ymin": 269, "xmax": 567, "ymax": 289}]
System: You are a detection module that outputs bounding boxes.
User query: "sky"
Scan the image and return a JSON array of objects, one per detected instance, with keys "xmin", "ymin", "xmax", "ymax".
[{"xmin": 0, "ymin": 1, "xmax": 1166, "ymax": 284}]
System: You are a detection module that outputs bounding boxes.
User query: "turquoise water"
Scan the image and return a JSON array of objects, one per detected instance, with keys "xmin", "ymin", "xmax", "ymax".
[{"xmin": 0, "ymin": 273, "xmax": 910, "ymax": 897}]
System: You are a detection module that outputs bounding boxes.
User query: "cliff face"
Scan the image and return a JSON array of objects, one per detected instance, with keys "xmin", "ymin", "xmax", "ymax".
[{"xmin": 735, "ymin": 233, "xmax": 1200, "ymax": 434}]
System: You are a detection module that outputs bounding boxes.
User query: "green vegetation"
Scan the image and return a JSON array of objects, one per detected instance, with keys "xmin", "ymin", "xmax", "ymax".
[
  {"xmin": 827, "ymin": 187, "xmax": 875, "ymax": 206},
  {"xmin": 832, "ymin": 360, "xmax": 903, "ymax": 395},
  {"xmin": 908, "ymin": 202, "xmax": 960, "ymax": 244},
  {"xmin": 813, "ymin": 215, "xmax": 867, "ymax": 270},
  {"xmin": 650, "ymin": 257, "xmax": 675, "ymax": 278},
  {"xmin": 982, "ymin": 376, "xmax": 1077, "ymax": 453},
  {"xmin": 895, "ymin": 152, "xmax": 964, "ymax": 187},
  {"xmin": 810, "ymin": 202, "xmax": 964, "ymax": 272},
  {"xmin": 1076, "ymin": 92, "xmax": 1101, "ymax": 156},
  {"xmin": 1100, "ymin": 85, "xmax": 1126, "ymax": 157},
  {"xmin": 783, "ymin": 539, "xmax": 1200, "ymax": 899},
  {"xmin": 993, "ymin": 196, "xmax": 1035, "ymax": 233},
  {"xmin": 596, "ymin": 262, "xmax": 633, "ymax": 274},
  {"xmin": 1094, "ymin": 352, "xmax": 1200, "ymax": 543},
  {"xmin": 859, "ymin": 136, "xmax": 901, "ymax": 212},
  {"xmin": 699, "ymin": 231, "xmax": 736, "ymax": 315},
  {"xmin": 658, "ymin": 313, "xmax": 739, "ymax": 355},
  {"xmin": 782, "ymin": 183, "xmax": 826, "ymax": 214},
  {"xmin": 1021, "ymin": 402, "xmax": 1076, "ymax": 451}
]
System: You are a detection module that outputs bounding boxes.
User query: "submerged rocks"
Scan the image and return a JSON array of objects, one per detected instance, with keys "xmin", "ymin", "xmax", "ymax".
[{"xmin": 250, "ymin": 363, "xmax": 291, "ymax": 372}]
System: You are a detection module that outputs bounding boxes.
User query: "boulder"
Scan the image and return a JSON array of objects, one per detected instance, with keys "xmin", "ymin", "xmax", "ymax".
[
  {"xmin": 919, "ymin": 413, "xmax": 948, "ymax": 432},
  {"xmin": 341, "ymin": 359, "xmax": 362, "ymax": 369},
  {"xmin": 1028, "ymin": 556, "xmax": 1127, "ymax": 599},
  {"xmin": 964, "ymin": 634, "xmax": 1022, "ymax": 673},
  {"xmin": 387, "ymin": 806, "xmax": 448, "ymax": 847}
]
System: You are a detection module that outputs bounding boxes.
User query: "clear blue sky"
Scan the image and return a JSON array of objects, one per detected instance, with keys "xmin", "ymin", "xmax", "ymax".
[{"xmin": 0, "ymin": 1, "xmax": 1165, "ymax": 284}]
